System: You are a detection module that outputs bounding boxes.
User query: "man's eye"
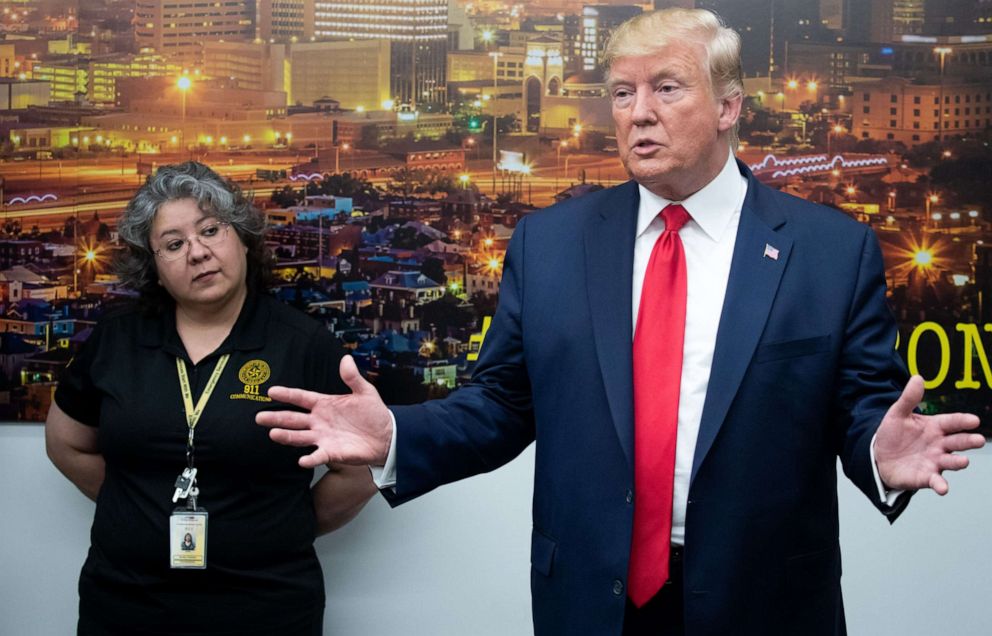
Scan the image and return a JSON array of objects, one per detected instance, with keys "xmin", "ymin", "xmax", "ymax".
[{"xmin": 612, "ymin": 90, "xmax": 633, "ymax": 103}]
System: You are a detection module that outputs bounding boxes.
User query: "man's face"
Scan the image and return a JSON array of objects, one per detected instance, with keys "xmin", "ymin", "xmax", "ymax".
[{"xmin": 609, "ymin": 41, "xmax": 739, "ymax": 200}]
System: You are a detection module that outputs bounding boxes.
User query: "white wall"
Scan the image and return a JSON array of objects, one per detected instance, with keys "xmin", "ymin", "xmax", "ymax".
[{"xmin": 2, "ymin": 422, "xmax": 989, "ymax": 635}]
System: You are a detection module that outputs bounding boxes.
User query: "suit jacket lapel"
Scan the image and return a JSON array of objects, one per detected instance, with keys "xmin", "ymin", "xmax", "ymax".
[
  {"xmin": 690, "ymin": 164, "xmax": 793, "ymax": 485},
  {"xmin": 584, "ymin": 180, "xmax": 639, "ymax": 468}
]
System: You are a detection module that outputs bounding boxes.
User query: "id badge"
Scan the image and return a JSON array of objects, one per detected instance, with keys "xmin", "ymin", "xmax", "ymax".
[{"xmin": 170, "ymin": 509, "xmax": 208, "ymax": 569}]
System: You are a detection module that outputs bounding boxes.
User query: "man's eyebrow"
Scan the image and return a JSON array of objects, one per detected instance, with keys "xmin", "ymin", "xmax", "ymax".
[{"xmin": 606, "ymin": 68, "xmax": 689, "ymax": 93}]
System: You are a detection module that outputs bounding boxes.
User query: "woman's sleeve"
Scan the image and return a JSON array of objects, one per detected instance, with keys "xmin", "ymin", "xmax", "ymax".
[{"xmin": 53, "ymin": 321, "xmax": 106, "ymax": 427}]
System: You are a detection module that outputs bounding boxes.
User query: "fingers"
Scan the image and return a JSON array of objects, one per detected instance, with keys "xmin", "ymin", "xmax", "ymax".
[
  {"xmin": 266, "ymin": 385, "xmax": 323, "ymax": 410},
  {"xmin": 943, "ymin": 432, "xmax": 986, "ymax": 453},
  {"xmin": 267, "ymin": 427, "xmax": 339, "ymax": 468},
  {"xmin": 268, "ymin": 427, "xmax": 317, "ymax": 448},
  {"xmin": 340, "ymin": 355, "xmax": 375, "ymax": 396},
  {"xmin": 929, "ymin": 473, "xmax": 949, "ymax": 496},
  {"xmin": 256, "ymin": 409, "xmax": 314, "ymax": 429},
  {"xmin": 936, "ymin": 412, "xmax": 982, "ymax": 434},
  {"xmin": 299, "ymin": 452, "xmax": 330, "ymax": 470},
  {"xmin": 938, "ymin": 454, "xmax": 970, "ymax": 471},
  {"xmin": 892, "ymin": 375, "xmax": 925, "ymax": 419}
]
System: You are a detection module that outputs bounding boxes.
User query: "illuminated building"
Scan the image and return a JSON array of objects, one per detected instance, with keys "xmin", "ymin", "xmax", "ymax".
[
  {"xmin": 852, "ymin": 76, "xmax": 991, "ymax": 145},
  {"xmin": 204, "ymin": 40, "xmax": 288, "ymax": 93},
  {"xmin": 90, "ymin": 53, "xmax": 179, "ymax": 105},
  {"xmin": 448, "ymin": 35, "xmax": 564, "ymax": 133},
  {"xmin": 893, "ymin": 0, "xmax": 925, "ymax": 37},
  {"xmin": 0, "ymin": 78, "xmax": 49, "ymax": 110},
  {"xmin": 1, "ymin": 44, "xmax": 15, "ymax": 77},
  {"xmin": 30, "ymin": 54, "xmax": 178, "ymax": 106},
  {"xmin": 313, "ymin": 0, "xmax": 448, "ymax": 107},
  {"xmin": 329, "ymin": 110, "xmax": 454, "ymax": 145},
  {"xmin": 204, "ymin": 39, "xmax": 390, "ymax": 110},
  {"xmin": 31, "ymin": 59, "xmax": 86, "ymax": 102},
  {"xmin": 257, "ymin": 0, "xmax": 315, "ymax": 41},
  {"xmin": 541, "ymin": 71, "xmax": 613, "ymax": 135},
  {"xmin": 890, "ymin": 36, "xmax": 992, "ymax": 78},
  {"xmin": 286, "ymin": 40, "xmax": 391, "ymax": 110},
  {"xmin": 447, "ymin": 48, "xmax": 526, "ymax": 83},
  {"xmin": 134, "ymin": 0, "xmax": 254, "ymax": 66},
  {"xmin": 523, "ymin": 36, "xmax": 564, "ymax": 131},
  {"xmin": 785, "ymin": 41, "xmax": 883, "ymax": 91},
  {"xmin": 86, "ymin": 84, "xmax": 288, "ymax": 151},
  {"xmin": 578, "ymin": 5, "xmax": 642, "ymax": 72},
  {"xmin": 369, "ymin": 271, "xmax": 445, "ymax": 305}
]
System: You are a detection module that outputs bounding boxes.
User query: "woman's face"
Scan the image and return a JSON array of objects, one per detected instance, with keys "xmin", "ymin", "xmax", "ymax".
[
  {"xmin": 150, "ymin": 198, "xmax": 248, "ymax": 314},
  {"xmin": 184, "ymin": 533, "xmax": 193, "ymax": 543}
]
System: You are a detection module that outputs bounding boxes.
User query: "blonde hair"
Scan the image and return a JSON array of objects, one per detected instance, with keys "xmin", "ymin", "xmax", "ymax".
[{"xmin": 603, "ymin": 8, "xmax": 744, "ymax": 148}]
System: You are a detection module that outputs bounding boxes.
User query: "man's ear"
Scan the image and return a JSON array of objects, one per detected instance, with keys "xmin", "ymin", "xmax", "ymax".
[{"xmin": 718, "ymin": 92, "xmax": 744, "ymax": 133}]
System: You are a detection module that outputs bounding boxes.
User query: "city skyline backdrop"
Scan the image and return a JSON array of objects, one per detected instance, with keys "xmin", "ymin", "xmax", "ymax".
[{"xmin": 0, "ymin": 0, "xmax": 990, "ymax": 426}]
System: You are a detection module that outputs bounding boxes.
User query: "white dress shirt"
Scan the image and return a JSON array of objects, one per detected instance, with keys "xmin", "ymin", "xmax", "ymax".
[{"xmin": 633, "ymin": 151, "xmax": 746, "ymax": 546}]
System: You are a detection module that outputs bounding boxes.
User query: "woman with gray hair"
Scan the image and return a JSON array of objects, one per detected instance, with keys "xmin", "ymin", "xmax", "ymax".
[{"xmin": 45, "ymin": 161, "xmax": 375, "ymax": 635}]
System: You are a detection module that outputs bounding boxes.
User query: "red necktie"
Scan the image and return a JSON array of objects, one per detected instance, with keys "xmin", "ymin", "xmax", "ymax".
[{"xmin": 628, "ymin": 203, "xmax": 690, "ymax": 608}]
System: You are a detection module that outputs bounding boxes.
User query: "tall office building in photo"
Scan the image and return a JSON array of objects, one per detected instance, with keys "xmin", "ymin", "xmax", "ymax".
[
  {"xmin": 135, "ymin": 0, "xmax": 255, "ymax": 66},
  {"xmin": 313, "ymin": 0, "xmax": 448, "ymax": 108},
  {"xmin": 892, "ymin": 0, "xmax": 925, "ymax": 37},
  {"xmin": 257, "ymin": 0, "xmax": 315, "ymax": 41},
  {"xmin": 840, "ymin": 0, "xmax": 894, "ymax": 43},
  {"xmin": 698, "ymin": 0, "xmax": 820, "ymax": 77},
  {"xmin": 578, "ymin": 4, "xmax": 642, "ymax": 72},
  {"xmin": 925, "ymin": 0, "xmax": 988, "ymax": 35}
]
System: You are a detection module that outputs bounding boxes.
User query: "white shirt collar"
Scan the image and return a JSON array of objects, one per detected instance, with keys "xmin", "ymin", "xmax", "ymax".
[{"xmin": 635, "ymin": 151, "xmax": 744, "ymax": 242}]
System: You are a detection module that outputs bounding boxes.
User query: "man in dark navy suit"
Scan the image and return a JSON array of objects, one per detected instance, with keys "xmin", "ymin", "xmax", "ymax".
[{"xmin": 259, "ymin": 8, "xmax": 983, "ymax": 635}]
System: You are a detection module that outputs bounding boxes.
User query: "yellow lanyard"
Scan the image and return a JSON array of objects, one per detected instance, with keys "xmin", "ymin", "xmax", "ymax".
[{"xmin": 176, "ymin": 354, "xmax": 230, "ymax": 451}]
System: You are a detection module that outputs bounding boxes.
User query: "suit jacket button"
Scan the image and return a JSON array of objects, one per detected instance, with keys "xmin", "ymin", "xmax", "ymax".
[
  {"xmin": 625, "ymin": 489, "xmax": 633, "ymax": 505},
  {"xmin": 612, "ymin": 579, "xmax": 624, "ymax": 596}
]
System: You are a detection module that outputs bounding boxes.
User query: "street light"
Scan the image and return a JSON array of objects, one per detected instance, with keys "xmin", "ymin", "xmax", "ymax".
[
  {"xmin": 334, "ymin": 142, "xmax": 350, "ymax": 173},
  {"xmin": 177, "ymin": 75, "xmax": 191, "ymax": 156},
  {"xmin": 828, "ymin": 124, "xmax": 844, "ymax": 156},
  {"xmin": 925, "ymin": 192, "xmax": 940, "ymax": 228}
]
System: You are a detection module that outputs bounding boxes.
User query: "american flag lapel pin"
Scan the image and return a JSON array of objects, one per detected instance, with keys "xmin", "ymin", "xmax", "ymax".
[{"xmin": 763, "ymin": 243, "xmax": 780, "ymax": 260}]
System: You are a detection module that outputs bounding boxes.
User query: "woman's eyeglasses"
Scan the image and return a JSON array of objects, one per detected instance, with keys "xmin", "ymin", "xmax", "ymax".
[{"xmin": 153, "ymin": 221, "xmax": 230, "ymax": 262}]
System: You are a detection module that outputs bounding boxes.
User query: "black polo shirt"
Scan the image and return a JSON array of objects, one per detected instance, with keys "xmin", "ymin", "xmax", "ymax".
[{"xmin": 56, "ymin": 292, "xmax": 347, "ymax": 636}]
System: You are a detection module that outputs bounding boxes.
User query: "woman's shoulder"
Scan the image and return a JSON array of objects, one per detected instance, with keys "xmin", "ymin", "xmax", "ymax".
[
  {"xmin": 257, "ymin": 293, "xmax": 326, "ymax": 339},
  {"xmin": 86, "ymin": 300, "xmax": 155, "ymax": 340}
]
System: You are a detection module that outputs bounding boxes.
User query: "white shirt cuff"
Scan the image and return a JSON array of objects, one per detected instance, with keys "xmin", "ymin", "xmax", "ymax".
[
  {"xmin": 368, "ymin": 410, "xmax": 397, "ymax": 490},
  {"xmin": 870, "ymin": 433, "xmax": 904, "ymax": 508}
]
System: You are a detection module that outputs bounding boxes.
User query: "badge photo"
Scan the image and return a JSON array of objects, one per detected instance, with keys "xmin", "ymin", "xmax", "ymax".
[{"xmin": 170, "ymin": 510, "xmax": 208, "ymax": 569}]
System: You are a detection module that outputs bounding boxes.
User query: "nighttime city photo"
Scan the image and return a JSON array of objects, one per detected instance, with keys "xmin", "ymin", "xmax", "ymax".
[
  {"xmin": 0, "ymin": 0, "xmax": 990, "ymax": 423},
  {"xmin": 2, "ymin": 0, "xmax": 992, "ymax": 634}
]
